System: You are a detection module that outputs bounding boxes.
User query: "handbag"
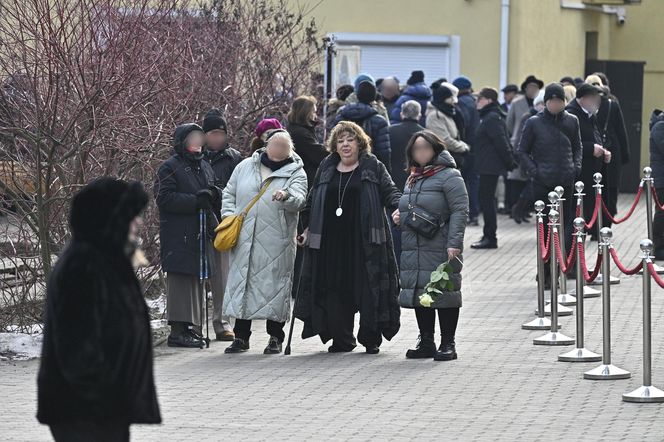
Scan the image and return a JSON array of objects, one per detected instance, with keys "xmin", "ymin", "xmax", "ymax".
[
  {"xmin": 404, "ymin": 181, "xmax": 443, "ymax": 239},
  {"xmin": 213, "ymin": 178, "xmax": 273, "ymax": 251}
]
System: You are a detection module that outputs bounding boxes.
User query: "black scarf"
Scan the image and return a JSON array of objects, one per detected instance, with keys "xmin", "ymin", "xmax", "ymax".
[{"xmin": 260, "ymin": 151, "xmax": 294, "ymax": 171}]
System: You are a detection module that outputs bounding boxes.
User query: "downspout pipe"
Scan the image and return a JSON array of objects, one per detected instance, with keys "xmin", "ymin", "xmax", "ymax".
[{"xmin": 499, "ymin": 0, "xmax": 510, "ymax": 98}]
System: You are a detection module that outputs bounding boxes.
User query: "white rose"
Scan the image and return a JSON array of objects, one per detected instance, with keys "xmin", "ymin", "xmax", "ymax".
[{"xmin": 419, "ymin": 293, "xmax": 434, "ymax": 308}]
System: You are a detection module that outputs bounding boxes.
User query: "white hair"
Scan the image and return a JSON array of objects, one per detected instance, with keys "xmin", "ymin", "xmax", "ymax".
[
  {"xmin": 266, "ymin": 130, "xmax": 294, "ymax": 153},
  {"xmin": 401, "ymin": 100, "xmax": 422, "ymax": 120}
]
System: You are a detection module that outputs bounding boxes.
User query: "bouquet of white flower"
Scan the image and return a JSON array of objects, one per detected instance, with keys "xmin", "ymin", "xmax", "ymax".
[{"xmin": 418, "ymin": 261, "xmax": 455, "ymax": 307}]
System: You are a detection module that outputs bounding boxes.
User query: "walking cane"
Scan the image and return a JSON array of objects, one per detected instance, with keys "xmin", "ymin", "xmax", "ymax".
[
  {"xmin": 285, "ymin": 238, "xmax": 307, "ymax": 356},
  {"xmin": 199, "ymin": 208, "xmax": 211, "ymax": 349}
]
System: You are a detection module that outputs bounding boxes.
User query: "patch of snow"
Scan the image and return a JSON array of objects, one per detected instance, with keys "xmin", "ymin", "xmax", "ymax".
[
  {"xmin": 147, "ymin": 293, "xmax": 167, "ymax": 315},
  {"xmin": 150, "ymin": 319, "xmax": 168, "ymax": 330},
  {"xmin": 0, "ymin": 332, "xmax": 43, "ymax": 361}
]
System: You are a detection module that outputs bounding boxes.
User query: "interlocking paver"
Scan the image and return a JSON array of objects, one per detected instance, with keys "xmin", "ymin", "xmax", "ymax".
[{"xmin": 1, "ymin": 193, "xmax": 663, "ymax": 441}]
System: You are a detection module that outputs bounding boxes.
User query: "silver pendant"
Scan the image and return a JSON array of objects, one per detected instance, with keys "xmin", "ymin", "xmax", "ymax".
[{"xmin": 336, "ymin": 207, "xmax": 343, "ymax": 217}]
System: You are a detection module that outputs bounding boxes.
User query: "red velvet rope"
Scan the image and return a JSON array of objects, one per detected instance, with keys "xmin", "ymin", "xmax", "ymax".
[
  {"xmin": 553, "ymin": 230, "xmax": 575, "ymax": 274},
  {"xmin": 608, "ymin": 247, "xmax": 643, "ymax": 275},
  {"xmin": 602, "ymin": 185, "xmax": 643, "ymax": 224},
  {"xmin": 578, "ymin": 241, "xmax": 601, "ymax": 283},
  {"xmin": 648, "ymin": 262, "xmax": 664, "ymax": 289},
  {"xmin": 652, "ymin": 186, "xmax": 664, "ymax": 211},
  {"xmin": 538, "ymin": 221, "xmax": 552, "ymax": 262},
  {"xmin": 582, "ymin": 194, "xmax": 601, "ymax": 230}
]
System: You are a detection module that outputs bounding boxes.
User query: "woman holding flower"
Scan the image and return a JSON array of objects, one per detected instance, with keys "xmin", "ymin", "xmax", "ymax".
[{"xmin": 392, "ymin": 130, "xmax": 468, "ymax": 361}]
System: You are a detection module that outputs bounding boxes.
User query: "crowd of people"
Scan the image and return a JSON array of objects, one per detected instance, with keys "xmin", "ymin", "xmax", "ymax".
[{"xmin": 37, "ymin": 66, "xmax": 646, "ymax": 439}]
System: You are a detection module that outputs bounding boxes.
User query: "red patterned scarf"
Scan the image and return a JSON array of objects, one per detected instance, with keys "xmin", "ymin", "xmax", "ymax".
[{"xmin": 406, "ymin": 165, "xmax": 446, "ymax": 188}]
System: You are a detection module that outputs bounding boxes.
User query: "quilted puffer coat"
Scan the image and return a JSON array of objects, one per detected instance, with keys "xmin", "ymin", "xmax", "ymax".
[{"xmin": 221, "ymin": 149, "xmax": 308, "ymax": 322}]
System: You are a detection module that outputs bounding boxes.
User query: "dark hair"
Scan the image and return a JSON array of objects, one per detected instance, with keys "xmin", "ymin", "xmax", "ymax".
[
  {"xmin": 593, "ymin": 72, "xmax": 610, "ymax": 87},
  {"xmin": 287, "ymin": 95, "xmax": 317, "ymax": 126},
  {"xmin": 404, "ymin": 130, "xmax": 446, "ymax": 169},
  {"xmin": 336, "ymin": 84, "xmax": 354, "ymax": 101}
]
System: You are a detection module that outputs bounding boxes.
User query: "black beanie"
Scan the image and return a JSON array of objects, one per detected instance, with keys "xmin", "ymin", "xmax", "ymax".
[
  {"xmin": 544, "ymin": 83, "xmax": 566, "ymax": 102},
  {"xmin": 203, "ymin": 109, "xmax": 228, "ymax": 133},
  {"xmin": 357, "ymin": 81, "xmax": 377, "ymax": 104},
  {"xmin": 407, "ymin": 70, "xmax": 425, "ymax": 86},
  {"xmin": 432, "ymin": 84, "xmax": 454, "ymax": 104}
]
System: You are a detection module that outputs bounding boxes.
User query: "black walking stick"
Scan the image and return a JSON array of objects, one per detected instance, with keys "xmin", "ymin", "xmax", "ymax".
[
  {"xmin": 199, "ymin": 208, "xmax": 211, "ymax": 349},
  {"xmin": 285, "ymin": 235, "xmax": 307, "ymax": 356}
]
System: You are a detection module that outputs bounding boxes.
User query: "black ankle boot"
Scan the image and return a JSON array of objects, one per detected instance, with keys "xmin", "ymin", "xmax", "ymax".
[
  {"xmin": 167, "ymin": 331, "xmax": 204, "ymax": 348},
  {"xmin": 263, "ymin": 336, "xmax": 283, "ymax": 355},
  {"xmin": 225, "ymin": 337, "xmax": 250, "ymax": 354},
  {"xmin": 406, "ymin": 334, "xmax": 436, "ymax": 359},
  {"xmin": 434, "ymin": 341, "xmax": 457, "ymax": 361}
]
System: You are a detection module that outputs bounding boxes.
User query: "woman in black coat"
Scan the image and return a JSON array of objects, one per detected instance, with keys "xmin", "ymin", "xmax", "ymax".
[
  {"xmin": 37, "ymin": 178, "xmax": 160, "ymax": 441},
  {"xmin": 287, "ymin": 95, "xmax": 329, "ymax": 189},
  {"xmin": 294, "ymin": 121, "xmax": 401, "ymax": 354}
]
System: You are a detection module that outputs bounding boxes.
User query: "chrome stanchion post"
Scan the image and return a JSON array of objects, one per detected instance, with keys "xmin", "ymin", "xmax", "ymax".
[
  {"xmin": 534, "ymin": 209, "xmax": 575, "ymax": 346},
  {"xmin": 523, "ymin": 200, "xmax": 556, "ymax": 330},
  {"xmin": 558, "ymin": 218, "xmax": 602, "ymax": 362},
  {"xmin": 584, "ymin": 227, "xmax": 631, "ymax": 379},
  {"xmin": 589, "ymin": 173, "xmax": 620, "ymax": 286},
  {"xmin": 642, "ymin": 167, "xmax": 664, "ymax": 274},
  {"xmin": 544, "ymin": 191, "xmax": 573, "ymax": 316},
  {"xmin": 623, "ymin": 239, "xmax": 664, "ymax": 402},
  {"xmin": 555, "ymin": 185, "xmax": 576, "ymax": 306},
  {"xmin": 569, "ymin": 181, "xmax": 601, "ymax": 298}
]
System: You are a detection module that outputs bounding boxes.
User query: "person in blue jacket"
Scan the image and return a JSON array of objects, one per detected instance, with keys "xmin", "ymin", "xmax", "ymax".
[{"xmin": 390, "ymin": 70, "xmax": 432, "ymax": 126}]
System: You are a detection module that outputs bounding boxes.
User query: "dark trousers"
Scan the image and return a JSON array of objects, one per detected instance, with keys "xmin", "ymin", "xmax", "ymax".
[
  {"xmin": 479, "ymin": 174, "xmax": 500, "ymax": 241},
  {"xmin": 506, "ymin": 179, "xmax": 528, "ymax": 211},
  {"xmin": 324, "ymin": 291, "xmax": 382, "ymax": 350},
  {"xmin": 50, "ymin": 421, "xmax": 129, "ymax": 442},
  {"xmin": 602, "ymin": 186, "xmax": 619, "ymax": 230},
  {"xmin": 462, "ymin": 154, "xmax": 480, "ymax": 219},
  {"xmin": 653, "ymin": 187, "xmax": 664, "ymax": 259},
  {"xmin": 234, "ymin": 318, "xmax": 286, "ymax": 342},
  {"xmin": 414, "ymin": 307, "xmax": 460, "ymax": 344}
]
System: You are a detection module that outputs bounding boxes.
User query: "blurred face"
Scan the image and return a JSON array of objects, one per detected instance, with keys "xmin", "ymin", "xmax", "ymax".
[
  {"xmin": 476, "ymin": 96, "xmax": 491, "ymax": 110},
  {"xmin": 266, "ymin": 136, "xmax": 291, "ymax": 161},
  {"xmin": 535, "ymin": 102, "xmax": 545, "ymax": 112},
  {"xmin": 380, "ymin": 78, "xmax": 399, "ymax": 100},
  {"xmin": 578, "ymin": 95, "xmax": 601, "ymax": 114},
  {"xmin": 336, "ymin": 131, "xmax": 360, "ymax": 162},
  {"xmin": 525, "ymin": 83, "xmax": 540, "ymax": 99},
  {"xmin": 184, "ymin": 131, "xmax": 205, "ymax": 154},
  {"xmin": 129, "ymin": 216, "xmax": 143, "ymax": 243},
  {"xmin": 545, "ymin": 98, "xmax": 566, "ymax": 114},
  {"xmin": 411, "ymin": 136, "xmax": 436, "ymax": 167},
  {"xmin": 205, "ymin": 129, "xmax": 227, "ymax": 151},
  {"xmin": 504, "ymin": 91, "xmax": 517, "ymax": 104},
  {"xmin": 310, "ymin": 104, "xmax": 318, "ymax": 122}
]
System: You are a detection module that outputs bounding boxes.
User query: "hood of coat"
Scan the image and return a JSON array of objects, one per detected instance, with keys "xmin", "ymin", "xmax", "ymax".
[
  {"xmin": 338, "ymin": 102, "xmax": 378, "ymax": 122},
  {"xmin": 402, "ymin": 83, "xmax": 432, "ymax": 100},
  {"xmin": 171, "ymin": 123, "xmax": 205, "ymax": 156},
  {"xmin": 650, "ymin": 109, "xmax": 664, "ymax": 130},
  {"xmin": 70, "ymin": 177, "xmax": 148, "ymax": 252},
  {"xmin": 433, "ymin": 150, "xmax": 457, "ymax": 168},
  {"xmin": 251, "ymin": 147, "xmax": 304, "ymax": 178}
]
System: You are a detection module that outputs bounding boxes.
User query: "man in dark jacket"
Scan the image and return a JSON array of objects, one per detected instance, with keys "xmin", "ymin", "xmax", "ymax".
[
  {"xmin": 155, "ymin": 123, "xmax": 217, "ymax": 348},
  {"xmin": 333, "ymin": 81, "xmax": 391, "ymax": 172},
  {"xmin": 453, "ymin": 75, "xmax": 481, "ymax": 226},
  {"xmin": 37, "ymin": 178, "xmax": 160, "ymax": 439},
  {"xmin": 390, "ymin": 70, "xmax": 432, "ymax": 126},
  {"xmin": 471, "ymin": 87, "xmax": 516, "ymax": 249},
  {"xmin": 650, "ymin": 109, "xmax": 664, "ymax": 259},
  {"xmin": 566, "ymin": 83, "xmax": 611, "ymax": 237},
  {"xmin": 202, "ymin": 109, "xmax": 242, "ymax": 342}
]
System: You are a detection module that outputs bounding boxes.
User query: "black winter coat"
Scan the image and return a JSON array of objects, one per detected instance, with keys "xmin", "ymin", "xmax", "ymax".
[
  {"xmin": 155, "ymin": 124, "xmax": 215, "ymax": 276},
  {"xmin": 333, "ymin": 103, "xmax": 392, "ymax": 173},
  {"xmin": 474, "ymin": 102, "xmax": 515, "ymax": 176},
  {"xmin": 517, "ymin": 108, "xmax": 583, "ymax": 188},
  {"xmin": 287, "ymin": 122, "xmax": 329, "ymax": 189},
  {"xmin": 388, "ymin": 119, "xmax": 424, "ymax": 190},
  {"xmin": 596, "ymin": 95, "xmax": 630, "ymax": 187},
  {"xmin": 205, "ymin": 146, "xmax": 242, "ymax": 217},
  {"xmin": 37, "ymin": 178, "xmax": 160, "ymax": 425},
  {"xmin": 650, "ymin": 110, "xmax": 664, "ymax": 188},
  {"xmin": 566, "ymin": 99, "xmax": 603, "ymax": 186}
]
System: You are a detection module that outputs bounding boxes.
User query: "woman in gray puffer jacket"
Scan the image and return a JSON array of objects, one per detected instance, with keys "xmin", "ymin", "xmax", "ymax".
[{"xmin": 392, "ymin": 130, "xmax": 469, "ymax": 361}]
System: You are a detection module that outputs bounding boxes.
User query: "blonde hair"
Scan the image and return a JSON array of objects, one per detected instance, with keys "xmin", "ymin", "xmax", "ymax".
[
  {"xmin": 585, "ymin": 74, "xmax": 604, "ymax": 87},
  {"xmin": 326, "ymin": 121, "xmax": 372, "ymax": 154},
  {"xmin": 563, "ymin": 85, "xmax": 577, "ymax": 104}
]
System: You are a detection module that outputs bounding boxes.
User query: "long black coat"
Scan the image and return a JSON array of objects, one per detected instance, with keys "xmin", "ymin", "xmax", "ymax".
[
  {"xmin": 566, "ymin": 99, "xmax": 603, "ymax": 186},
  {"xmin": 37, "ymin": 178, "xmax": 160, "ymax": 425},
  {"xmin": 287, "ymin": 122, "xmax": 328, "ymax": 189},
  {"xmin": 596, "ymin": 95, "xmax": 630, "ymax": 187},
  {"xmin": 155, "ymin": 124, "xmax": 215, "ymax": 276},
  {"xmin": 650, "ymin": 110, "xmax": 664, "ymax": 188},
  {"xmin": 388, "ymin": 119, "xmax": 424, "ymax": 190},
  {"xmin": 205, "ymin": 146, "xmax": 242, "ymax": 217},
  {"xmin": 474, "ymin": 102, "xmax": 515, "ymax": 176}
]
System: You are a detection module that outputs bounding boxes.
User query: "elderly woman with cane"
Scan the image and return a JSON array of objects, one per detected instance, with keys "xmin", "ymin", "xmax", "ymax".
[
  {"xmin": 294, "ymin": 121, "xmax": 401, "ymax": 354},
  {"xmin": 221, "ymin": 129, "xmax": 308, "ymax": 355},
  {"xmin": 393, "ymin": 130, "xmax": 469, "ymax": 361}
]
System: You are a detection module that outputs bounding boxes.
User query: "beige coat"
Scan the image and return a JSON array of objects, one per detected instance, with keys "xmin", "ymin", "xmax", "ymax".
[{"xmin": 425, "ymin": 103, "xmax": 470, "ymax": 154}]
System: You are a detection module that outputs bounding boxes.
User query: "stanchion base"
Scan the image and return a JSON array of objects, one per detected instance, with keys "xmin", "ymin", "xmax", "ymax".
[
  {"xmin": 557, "ymin": 293, "xmax": 577, "ymax": 306},
  {"xmin": 522, "ymin": 317, "xmax": 559, "ymax": 330},
  {"xmin": 588, "ymin": 274, "xmax": 620, "ymax": 286},
  {"xmin": 533, "ymin": 332, "xmax": 575, "ymax": 346},
  {"xmin": 639, "ymin": 263, "xmax": 664, "ymax": 275},
  {"xmin": 568, "ymin": 286, "xmax": 601, "ymax": 298},
  {"xmin": 584, "ymin": 364, "xmax": 631, "ymax": 380},
  {"xmin": 622, "ymin": 385, "xmax": 664, "ymax": 403},
  {"xmin": 558, "ymin": 347, "xmax": 602, "ymax": 362},
  {"xmin": 542, "ymin": 303, "xmax": 573, "ymax": 316}
]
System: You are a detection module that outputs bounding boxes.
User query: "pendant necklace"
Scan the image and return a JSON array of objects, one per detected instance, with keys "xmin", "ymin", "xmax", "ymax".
[{"xmin": 336, "ymin": 166, "xmax": 357, "ymax": 217}]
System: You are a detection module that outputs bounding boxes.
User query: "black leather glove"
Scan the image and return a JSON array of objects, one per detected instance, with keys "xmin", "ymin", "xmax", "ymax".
[{"xmin": 196, "ymin": 189, "xmax": 214, "ymax": 210}]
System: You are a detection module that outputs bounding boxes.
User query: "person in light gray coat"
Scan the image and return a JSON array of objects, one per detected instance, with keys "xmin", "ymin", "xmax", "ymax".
[
  {"xmin": 393, "ymin": 130, "xmax": 469, "ymax": 362},
  {"xmin": 221, "ymin": 130, "xmax": 308, "ymax": 355}
]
